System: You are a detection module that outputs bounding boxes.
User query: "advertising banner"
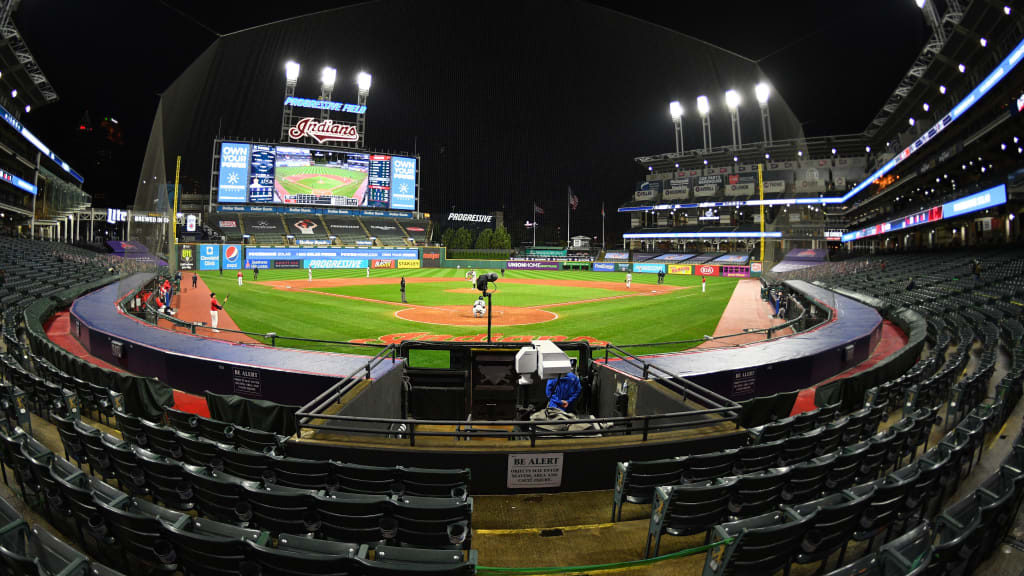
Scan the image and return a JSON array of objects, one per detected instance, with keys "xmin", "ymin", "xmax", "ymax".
[
  {"xmin": 221, "ymin": 245, "xmax": 243, "ymax": 270},
  {"xmin": 763, "ymin": 180, "xmax": 786, "ymax": 194},
  {"xmin": 179, "ymin": 245, "xmax": 195, "ymax": 270},
  {"xmin": 421, "ymin": 247, "xmax": 442, "ymax": 268},
  {"xmin": 244, "ymin": 259, "xmax": 271, "ymax": 270},
  {"xmin": 603, "ymin": 251, "xmax": 629, "ymax": 260},
  {"xmin": 634, "ymin": 189, "xmax": 658, "ymax": 201},
  {"xmin": 397, "ymin": 259, "xmax": 421, "ymax": 269},
  {"xmin": 506, "ymin": 260, "xmax": 561, "ymax": 271},
  {"xmin": 750, "ymin": 262, "xmax": 763, "ymax": 273},
  {"xmin": 693, "ymin": 184, "xmax": 718, "ymax": 197},
  {"xmin": 371, "ymin": 259, "xmax": 395, "ymax": 269},
  {"xmin": 198, "ymin": 244, "xmax": 220, "ymax": 271},
  {"xmin": 720, "ymin": 266, "xmax": 750, "ymax": 278},
  {"xmin": 245, "ymin": 248, "xmax": 419, "ymax": 260},
  {"xmin": 390, "ymin": 156, "xmax": 417, "ymax": 211},
  {"xmin": 593, "ymin": 262, "xmax": 617, "ymax": 272},
  {"xmin": 185, "ymin": 214, "xmax": 197, "ymax": 232},
  {"xmin": 725, "ymin": 183, "xmax": 756, "ymax": 196},
  {"xmin": 248, "ymin": 144, "xmax": 275, "ymax": 202},
  {"xmin": 794, "ymin": 180, "xmax": 826, "ymax": 193},
  {"xmin": 663, "ymin": 188, "xmax": 689, "ymax": 200},
  {"xmin": 694, "ymin": 264, "xmax": 719, "ymax": 277},
  {"xmin": 667, "ymin": 264, "xmax": 692, "ymax": 275},
  {"xmin": 217, "ymin": 142, "xmax": 250, "ymax": 203},
  {"xmin": 272, "ymin": 260, "xmax": 303, "ymax": 269},
  {"xmin": 305, "ymin": 259, "xmax": 369, "ymax": 269},
  {"xmin": 633, "ymin": 263, "xmax": 666, "ymax": 274}
]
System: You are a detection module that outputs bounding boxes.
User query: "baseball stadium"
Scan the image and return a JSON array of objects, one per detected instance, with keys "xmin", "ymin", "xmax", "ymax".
[{"xmin": 0, "ymin": 2, "xmax": 1023, "ymax": 576}]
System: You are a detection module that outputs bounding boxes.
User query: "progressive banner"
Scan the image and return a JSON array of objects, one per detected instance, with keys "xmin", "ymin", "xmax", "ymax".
[{"xmin": 593, "ymin": 262, "xmax": 617, "ymax": 272}]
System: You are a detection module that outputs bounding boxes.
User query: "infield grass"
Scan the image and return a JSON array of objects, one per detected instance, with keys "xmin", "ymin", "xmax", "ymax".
[{"xmin": 199, "ymin": 268, "xmax": 738, "ymax": 356}]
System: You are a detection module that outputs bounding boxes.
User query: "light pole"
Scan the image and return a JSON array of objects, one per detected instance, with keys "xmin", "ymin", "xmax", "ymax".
[
  {"xmin": 354, "ymin": 72, "xmax": 372, "ymax": 148},
  {"xmin": 280, "ymin": 61, "xmax": 300, "ymax": 141},
  {"xmin": 320, "ymin": 66, "xmax": 336, "ymax": 122},
  {"xmin": 755, "ymin": 82, "xmax": 772, "ymax": 145},
  {"xmin": 696, "ymin": 95, "xmax": 711, "ymax": 152},
  {"xmin": 725, "ymin": 89, "xmax": 741, "ymax": 150},
  {"xmin": 669, "ymin": 101, "xmax": 684, "ymax": 154}
]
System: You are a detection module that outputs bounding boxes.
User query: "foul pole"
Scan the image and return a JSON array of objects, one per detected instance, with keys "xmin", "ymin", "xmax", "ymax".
[{"xmin": 758, "ymin": 163, "xmax": 765, "ymax": 262}]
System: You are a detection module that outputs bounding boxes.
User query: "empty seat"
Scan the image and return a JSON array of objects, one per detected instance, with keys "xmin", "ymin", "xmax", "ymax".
[
  {"xmin": 815, "ymin": 417, "xmax": 848, "ymax": 457},
  {"xmin": 139, "ymin": 420, "xmax": 181, "ymax": 460},
  {"xmin": 782, "ymin": 453, "xmax": 837, "ymax": 504},
  {"xmin": 369, "ymin": 546, "xmax": 478, "ymax": 575},
  {"xmin": 164, "ymin": 407, "xmax": 198, "ymax": 432},
  {"xmin": 789, "ymin": 409, "xmax": 821, "ymax": 436},
  {"xmin": 333, "ymin": 462, "xmax": 399, "ymax": 495},
  {"xmin": 929, "ymin": 493, "xmax": 982, "ymax": 576},
  {"xmin": 114, "ymin": 410, "xmax": 148, "ymax": 448},
  {"xmin": 874, "ymin": 522, "xmax": 932, "ymax": 576},
  {"xmin": 681, "ymin": 449, "xmax": 739, "ymax": 483},
  {"xmin": 0, "ymin": 524, "xmax": 91, "ymax": 576},
  {"xmin": 51, "ymin": 414, "xmax": 88, "ymax": 467},
  {"xmin": 790, "ymin": 484, "xmax": 875, "ymax": 569},
  {"xmin": 735, "ymin": 439, "xmax": 785, "ymax": 474},
  {"xmin": 242, "ymin": 535, "xmax": 360, "ymax": 576},
  {"xmin": 174, "ymin": 431, "xmax": 218, "ymax": 467},
  {"xmin": 826, "ymin": 442, "xmax": 869, "ymax": 492},
  {"xmin": 748, "ymin": 416, "xmax": 793, "ymax": 444},
  {"xmin": 645, "ymin": 477, "xmax": 739, "ymax": 558},
  {"xmin": 400, "ymin": 466, "xmax": 471, "ymax": 499},
  {"xmin": 314, "ymin": 490, "xmax": 391, "ymax": 544},
  {"xmin": 101, "ymin": 434, "xmax": 147, "ymax": 497},
  {"xmin": 241, "ymin": 480, "xmax": 319, "ymax": 536},
  {"xmin": 133, "ymin": 447, "xmax": 193, "ymax": 511},
  {"xmin": 159, "ymin": 516, "xmax": 266, "ymax": 576},
  {"xmin": 779, "ymin": 427, "xmax": 824, "ymax": 466},
  {"xmin": 215, "ymin": 444, "xmax": 271, "ymax": 482},
  {"xmin": 392, "ymin": 494, "xmax": 473, "ymax": 549},
  {"xmin": 729, "ymin": 467, "xmax": 792, "ymax": 518},
  {"xmin": 612, "ymin": 457, "xmax": 686, "ymax": 522},
  {"xmin": 852, "ymin": 469, "xmax": 918, "ymax": 552},
  {"xmin": 233, "ymin": 426, "xmax": 283, "ymax": 453},
  {"xmin": 95, "ymin": 496, "xmax": 185, "ymax": 573},
  {"xmin": 180, "ymin": 464, "xmax": 248, "ymax": 524},
  {"xmin": 702, "ymin": 508, "xmax": 814, "ymax": 576},
  {"xmin": 269, "ymin": 453, "xmax": 333, "ymax": 491}
]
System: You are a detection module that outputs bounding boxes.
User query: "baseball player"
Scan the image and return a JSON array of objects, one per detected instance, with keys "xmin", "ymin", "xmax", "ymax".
[
  {"xmin": 209, "ymin": 292, "xmax": 224, "ymax": 333},
  {"xmin": 625, "ymin": 272, "xmax": 632, "ymax": 288},
  {"xmin": 308, "ymin": 267, "xmax": 313, "ymax": 282},
  {"xmin": 702, "ymin": 276, "xmax": 706, "ymax": 293},
  {"xmin": 473, "ymin": 295, "xmax": 487, "ymax": 318},
  {"xmin": 237, "ymin": 270, "xmax": 243, "ymax": 287}
]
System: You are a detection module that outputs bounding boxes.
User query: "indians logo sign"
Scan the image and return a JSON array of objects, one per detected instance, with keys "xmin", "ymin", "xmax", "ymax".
[{"xmin": 288, "ymin": 117, "xmax": 359, "ymax": 144}]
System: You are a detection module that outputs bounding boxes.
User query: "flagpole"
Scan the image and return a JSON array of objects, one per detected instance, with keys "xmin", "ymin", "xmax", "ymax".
[
  {"xmin": 533, "ymin": 203, "xmax": 536, "ymax": 247},
  {"xmin": 566, "ymin": 188, "xmax": 570, "ymax": 248},
  {"xmin": 602, "ymin": 202, "xmax": 605, "ymax": 251}
]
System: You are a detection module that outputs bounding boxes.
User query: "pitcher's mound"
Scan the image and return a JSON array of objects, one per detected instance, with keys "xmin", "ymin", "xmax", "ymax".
[{"xmin": 396, "ymin": 305, "xmax": 557, "ymax": 326}]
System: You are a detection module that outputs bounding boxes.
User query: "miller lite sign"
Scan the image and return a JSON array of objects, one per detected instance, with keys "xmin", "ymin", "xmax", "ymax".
[{"xmin": 288, "ymin": 117, "xmax": 359, "ymax": 144}]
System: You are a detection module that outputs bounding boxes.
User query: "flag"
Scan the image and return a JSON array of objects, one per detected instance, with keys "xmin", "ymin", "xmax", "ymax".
[
  {"xmin": 569, "ymin": 186, "xmax": 579, "ymax": 210},
  {"xmin": 534, "ymin": 202, "xmax": 545, "ymax": 215},
  {"xmin": 601, "ymin": 202, "xmax": 605, "ymax": 217}
]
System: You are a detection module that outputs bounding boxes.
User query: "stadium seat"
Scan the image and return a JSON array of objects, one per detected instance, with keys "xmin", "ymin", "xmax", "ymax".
[
  {"xmin": 215, "ymin": 444, "xmax": 272, "ymax": 482},
  {"xmin": 611, "ymin": 456, "xmax": 687, "ymax": 521},
  {"xmin": 113, "ymin": 410, "xmax": 148, "ymax": 448},
  {"xmin": 196, "ymin": 415, "xmax": 235, "ymax": 446},
  {"xmin": 369, "ymin": 546, "xmax": 479, "ymax": 575},
  {"xmin": 51, "ymin": 413, "xmax": 88, "ymax": 467},
  {"xmin": 790, "ymin": 409, "xmax": 821, "ymax": 436},
  {"xmin": 0, "ymin": 524, "xmax": 91, "ymax": 576},
  {"xmin": 268, "ymin": 453, "xmax": 334, "ymax": 490},
  {"xmin": 929, "ymin": 494, "xmax": 982, "ymax": 576},
  {"xmin": 164, "ymin": 407, "xmax": 198, "ymax": 433},
  {"xmin": 101, "ymin": 434, "xmax": 148, "ymax": 497},
  {"xmin": 400, "ymin": 466, "xmax": 471, "ymax": 499},
  {"xmin": 139, "ymin": 420, "xmax": 181, "ymax": 460},
  {"xmin": 159, "ymin": 516, "xmax": 267, "ymax": 576},
  {"xmin": 313, "ymin": 490, "xmax": 391, "ymax": 544},
  {"xmin": 174, "ymin": 431, "xmax": 218, "ymax": 468},
  {"xmin": 874, "ymin": 522, "xmax": 932, "ymax": 576},
  {"xmin": 233, "ymin": 426, "xmax": 284, "ymax": 454},
  {"xmin": 132, "ymin": 447, "xmax": 193, "ymax": 511},
  {"xmin": 779, "ymin": 427, "xmax": 823, "ymax": 466},
  {"xmin": 681, "ymin": 448, "xmax": 739, "ymax": 483},
  {"xmin": 735, "ymin": 439, "xmax": 785, "ymax": 474},
  {"xmin": 728, "ymin": 467, "xmax": 792, "ymax": 518},
  {"xmin": 180, "ymin": 464, "xmax": 250, "ymax": 524},
  {"xmin": 242, "ymin": 535, "xmax": 361, "ymax": 576},
  {"xmin": 849, "ymin": 469, "xmax": 918, "ymax": 555},
  {"xmin": 95, "ymin": 496, "xmax": 185, "ymax": 573},
  {"xmin": 791, "ymin": 484, "xmax": 875, "ymax": 571},
  {"xmin": 748, "ymin": 416, "xmax": 794, "ymax": 444},
  {"xmin": 392, "ymin": 494, "xmax": 473, "ymax": 549},
  {"xmin": 240, "ymin": 480, "xmax": 319, "ymax": 536},
  {"xmin": 825, "ymin": 442, "xmax": 870, "ymax": 492},
  {"xmin": 701, "ymin": 509, "xmax": 814, "ymax": 576},
  {"xmin": 644, "ymin": 477, "xmax": 739, "ymax": 558},
  {"xmin": 332, "ymin": 462, "xmax": 399, "ymax": 495},
  {"xmin": 781, "ymin": 452, "xmax": 837, "ymax": 504}
]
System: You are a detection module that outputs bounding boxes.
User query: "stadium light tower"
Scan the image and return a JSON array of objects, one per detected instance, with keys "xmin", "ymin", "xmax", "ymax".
[
  {"xmin": 669, "ymin": 101, "xmax": 684, "ymax": 154},
  {"xmin": 915, "ymin": 0, "xmax": 946, "ymax": 44},
  {"xmin": 696, "ymin": 95, "xmax": 711, "ymax": 152},
  {"xmin": 725, "ymin": 90, "xmax": 741, "ymax": 150},
  {"xmin": 281, "ymin": 60, "xmax": 301, "ymax": 142},
  {"xmin": 755, "ymin": 82, "xmax": 772, "ymax": 144},
  {"xmin": 320, "ymin": 66, "xmax": 336, "ymax": 121},
  {"xmin": 351, "ymin": 71, "xmax": 372, "ymax": 150}
]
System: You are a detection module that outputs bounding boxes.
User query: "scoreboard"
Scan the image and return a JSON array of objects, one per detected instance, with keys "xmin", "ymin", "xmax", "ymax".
[{"xmin": 366, "ymin": 154, "xmax": 393, "ymax": 208}]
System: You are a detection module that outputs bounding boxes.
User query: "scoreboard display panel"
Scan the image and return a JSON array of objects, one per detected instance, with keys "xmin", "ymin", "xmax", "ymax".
[{"xmin": 215, "ymin": 141, "xmax": 417, "ymax": 210}]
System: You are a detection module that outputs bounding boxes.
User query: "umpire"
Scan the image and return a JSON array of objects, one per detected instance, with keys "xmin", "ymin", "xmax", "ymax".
[{"xmin": 400, "ymin": 277, "xmax": 407, "ymax": 303}]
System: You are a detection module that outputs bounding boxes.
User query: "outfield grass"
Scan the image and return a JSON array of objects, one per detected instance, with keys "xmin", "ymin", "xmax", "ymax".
[
  {"xmin": 317, "ymin": 281, "xmax": 633, "ymax": 307},
  {"xmin": 199, "ymin": 268, "xmax": 738, "ymax": 356}
]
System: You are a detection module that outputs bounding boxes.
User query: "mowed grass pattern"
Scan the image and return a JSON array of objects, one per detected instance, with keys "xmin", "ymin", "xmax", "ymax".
[
  {"xmin": 199, "ymin": 268, "xmax": 738, "ymax": 354},
  {"xmin": 275, "ymin": 165, "xmax": 366, "ymax": 198}
]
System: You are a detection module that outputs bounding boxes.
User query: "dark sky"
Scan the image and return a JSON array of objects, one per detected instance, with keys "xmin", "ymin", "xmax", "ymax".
[{"xmin": 16, "ymin": 0, "xmax": 926, "ymax": 240}]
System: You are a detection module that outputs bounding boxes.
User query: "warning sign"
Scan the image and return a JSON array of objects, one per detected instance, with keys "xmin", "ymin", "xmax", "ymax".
[
  {"xmin": 232, "ymin": 367, "xmax": 262, "ymax": 396},
  {"xmin": 507, "ymin": 452, "xmax": 564, "ymax": 489}
]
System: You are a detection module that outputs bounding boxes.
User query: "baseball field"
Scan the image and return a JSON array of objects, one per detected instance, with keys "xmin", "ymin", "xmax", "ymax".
[
  {"xmin": 275, "ymin": 165, "xmax": 367, "ymax": 199},
  {"xmin": 197, "ymin": 268, "xmax": 739, "ymax": 356}
]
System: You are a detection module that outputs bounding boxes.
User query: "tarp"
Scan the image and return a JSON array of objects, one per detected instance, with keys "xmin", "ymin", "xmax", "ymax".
[{"xmin": 206, "ymin": 391, "xmax": 299, "ymax": 435}]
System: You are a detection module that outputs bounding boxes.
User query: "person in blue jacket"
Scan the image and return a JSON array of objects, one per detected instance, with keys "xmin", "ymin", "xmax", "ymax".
[{"xmin": 546, "ymin": 371, "xmax": 582, "ymax": 411}]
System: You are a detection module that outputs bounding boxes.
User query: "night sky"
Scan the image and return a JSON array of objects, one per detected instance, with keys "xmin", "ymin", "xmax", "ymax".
[{"xmin": 16, "ymin": 0, "xmax": 927, "ymax": 242}]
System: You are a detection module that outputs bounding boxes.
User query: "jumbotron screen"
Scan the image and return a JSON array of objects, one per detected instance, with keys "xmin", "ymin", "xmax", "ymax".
[{"xmin": 216, "ymin": 141, "xmax": 417, "ymax": 210}]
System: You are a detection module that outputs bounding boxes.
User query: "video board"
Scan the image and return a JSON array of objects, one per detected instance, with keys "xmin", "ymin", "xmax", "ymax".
[
  {"xmin": 841, "ymin": 184, "xmax": 1007, "ymax": 242},
  {"xmin": 215, "ymin": 141, "xmax": 417, "ymax": 210}
]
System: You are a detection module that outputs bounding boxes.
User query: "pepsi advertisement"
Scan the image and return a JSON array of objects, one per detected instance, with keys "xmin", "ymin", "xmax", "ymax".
[
  {"xmin": 217, "ymin": 142, "xmax": 250, "ymax": 203},
  {"xmin": 198, "ymin": 244, "xmax": 220, "ymax": 271},
  {"xmin": 221, "ymin": 245, "xmax": 243, "ymax": 270}
]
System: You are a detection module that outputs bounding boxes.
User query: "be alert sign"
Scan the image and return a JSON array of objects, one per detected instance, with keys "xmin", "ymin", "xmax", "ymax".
[{"xmin": 507, "ymin": 453, "xmax": 564, "ymax": 489}]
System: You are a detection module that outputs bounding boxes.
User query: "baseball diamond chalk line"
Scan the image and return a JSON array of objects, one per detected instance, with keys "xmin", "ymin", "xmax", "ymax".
[{"xmin": 258, "ymin": 277, "xmax": 684, "ymax": 327}]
